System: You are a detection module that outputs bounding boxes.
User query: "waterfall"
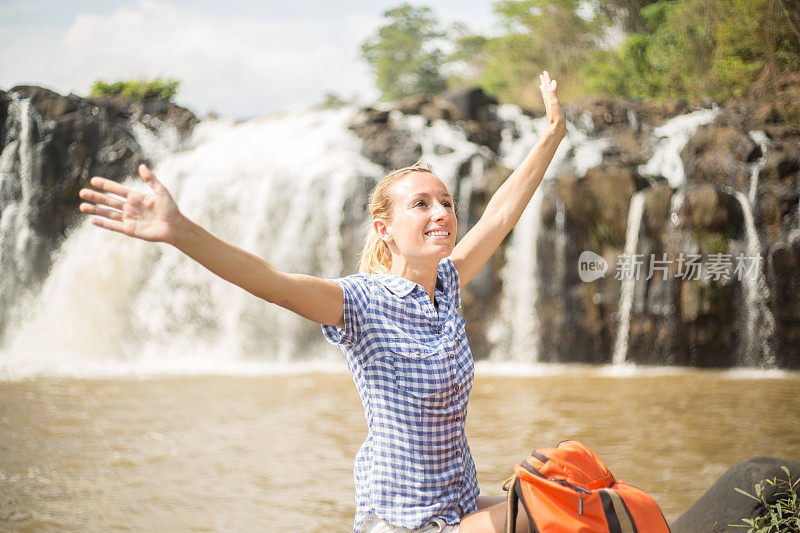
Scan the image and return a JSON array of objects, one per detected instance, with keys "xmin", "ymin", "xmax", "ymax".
[
  {"xmin": 747, "ymin": 131, "xmax": 769, "ymax": 205},
  {"xmin": 734, "ymin": 191, "xmax": 776, "ymax": 367},
  {"xmin": 0, "ymin": 97, "xmax": 51, "ymax": 338},
  {"xmin": 0, "ymin": 109, "xmax": 383, "ymax": 378},
  {"xmin": 487, "ymin": 105, "xmax": 578, "ymax": 362},
  {"xmin": 612, "ymin": 191, "xmax": 647, "ymax": 366},
  {"xmin": 639, "ymin": 107, "xmax": 720, "ymax": 187}
]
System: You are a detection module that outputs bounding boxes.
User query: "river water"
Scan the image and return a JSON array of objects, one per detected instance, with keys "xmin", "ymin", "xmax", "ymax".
[{"xmin": 2, "ymin": 367, "xmax": 798, "ymax": 531}]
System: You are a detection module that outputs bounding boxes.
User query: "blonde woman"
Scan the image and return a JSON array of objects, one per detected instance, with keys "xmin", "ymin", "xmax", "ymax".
[{"xmin": 79, "ymin": 71, "xmax": 566, "ymax": 533}]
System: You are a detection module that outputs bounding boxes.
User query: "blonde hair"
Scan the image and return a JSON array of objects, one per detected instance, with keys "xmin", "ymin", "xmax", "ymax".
[{"xmin": 359, "ymin": 160, "xmax": 436, "ymax": 274}]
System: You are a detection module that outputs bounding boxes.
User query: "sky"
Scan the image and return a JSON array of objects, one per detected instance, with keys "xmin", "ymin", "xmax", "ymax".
[{"xmin": 0, "ymin": 0, "xmax": 496, "ymax": 118}]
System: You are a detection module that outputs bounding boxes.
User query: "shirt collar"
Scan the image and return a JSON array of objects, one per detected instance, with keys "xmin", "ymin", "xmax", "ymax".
[
  {"xmin": 374, "ymin": 274, "xmax": 417, "ymax": 298},
  {"xmin": 374, "ymin": 273, "xmax": 447, "ymax": 302}
]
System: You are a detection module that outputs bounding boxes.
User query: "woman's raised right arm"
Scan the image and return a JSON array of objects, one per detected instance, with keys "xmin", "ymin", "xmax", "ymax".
[{"xmin": 78, "ymin": 164, "xmax": 345, "ymax": 327}]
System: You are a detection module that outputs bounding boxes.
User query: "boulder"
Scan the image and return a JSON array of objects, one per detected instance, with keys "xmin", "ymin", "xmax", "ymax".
[
  {"xmin": 685, "ymin": 184, "xmax": 743, "ymax": 235},
  {"xmin": 348, "ymin": 112, "xmax": 422, "ymax": 172},
  {"xmin": 682, "ymin": 125, "xmax": 758, "ymax": 191},
  {"xmin": 672, "ymin": 457, "xmax": 800, "ymax": 532},
  {"xmin": 436, "ymin": 87, "xmax": 497, "ymax": 123}
]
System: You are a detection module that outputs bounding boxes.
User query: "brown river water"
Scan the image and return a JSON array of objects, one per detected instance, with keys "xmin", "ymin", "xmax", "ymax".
[{"xmin": 1, "ymin": 368, "xmax": 799, "ymax": 531}]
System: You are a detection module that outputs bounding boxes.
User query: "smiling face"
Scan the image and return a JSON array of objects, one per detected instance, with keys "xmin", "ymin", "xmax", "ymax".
[{"xmin": 375, "ymin": 171, "xmax": 457, "ymax": 271}]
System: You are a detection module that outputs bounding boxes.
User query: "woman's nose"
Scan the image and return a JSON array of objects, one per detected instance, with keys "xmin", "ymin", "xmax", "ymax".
[{"xmin": 432, "ymin": 202, "xmax": 449, "ymax": 220}]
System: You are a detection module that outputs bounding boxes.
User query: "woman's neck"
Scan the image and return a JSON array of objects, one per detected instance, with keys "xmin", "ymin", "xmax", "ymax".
[{"xmin": 389, "ymin": 258, "xmax": 439, "ymax": 305}]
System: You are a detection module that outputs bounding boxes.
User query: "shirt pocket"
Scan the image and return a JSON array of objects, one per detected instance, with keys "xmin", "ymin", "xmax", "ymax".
[{"xmin": 387, "ymin": 340, "xmax": 449, "ymax": 399}]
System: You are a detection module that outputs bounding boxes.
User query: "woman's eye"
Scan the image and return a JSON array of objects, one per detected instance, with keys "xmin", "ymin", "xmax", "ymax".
[
  {"xmin": 443, "ymin": 201, "xmax": 453, "ymax": 208},
  {"xmin": 414, "ymin": 201, "xmax": 427, "ymax": 207}
]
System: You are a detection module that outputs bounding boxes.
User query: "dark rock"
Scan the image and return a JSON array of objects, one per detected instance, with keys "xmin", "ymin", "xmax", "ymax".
[
  {"xmin": 672, "ymin": 457, "xmax": 800, "ymax": 532},
  {"xmin": 762, "ymin": 140, "xmax": 800, "ymax": 186},
  {"xmin": 644, "ymin": 183, "xmax": 675, "ymax": 242},
  {"xmin": 395, "ymin": 95, "xmax": 431, "ymax": 115},
  {"xmin": 436, "ymin": 87, "xmax": 497, "ymax": 123},
  {"xmin": 556, "ymin": 166, "xmax": 647, "ymax": 247},
  {"xmin": 682, "ymin": 125, "xmax": 758, "ymax": 191},
  {"xmin": 348, "ymin": 113, "xmax": 422, "ymax": 172},
  {"xmin": 768, "ymin": 241, "xmax": 800, "ymax": 368},
  {"xmin": 685, "ymin": 184, "xmax": 743, "ymax": 235}
]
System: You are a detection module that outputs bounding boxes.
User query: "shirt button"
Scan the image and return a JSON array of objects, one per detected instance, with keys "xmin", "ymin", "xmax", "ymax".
[
  {"xmin": 457, "ymin": 482, "xmax": 463, "ymax": 488},
  {"xmin": 455, "ymin": 450, "xmax": 461, "ymax": 457},
  {"xmin": 454, "ymin": 384, "xmax": 459, "ymax": 391},
  {"xmin": 437, "ymin": 328, "xmax": 442, "ymax": 334},
  {"xmin": 414, "ymin": 350, "xmax": 420, "ymax": 355},
  {"xmin": 456, "ymin": 415, "xmax": 461, "ymax": 422},
  {"xmin": 449, "ymin": 353, "xmax": 454, "ymax": 359}
]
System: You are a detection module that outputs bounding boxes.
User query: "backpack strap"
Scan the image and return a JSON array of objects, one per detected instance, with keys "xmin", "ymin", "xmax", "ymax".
[
  {"xmin": 503, "ymin": 475, "xmax": 539, "ymax": 533},
  {"xmin": 598, "ymin": 489, "xmax": 637, "ymax": 533},
  {"xmin": 502, "ymin": 475, "xmax": 517, "ymax": 533}
]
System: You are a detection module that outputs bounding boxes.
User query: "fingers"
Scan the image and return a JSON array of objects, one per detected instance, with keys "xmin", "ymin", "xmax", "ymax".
[
  {"xmin": 538, "ymin": 71, "xmax": 557, "ymax": 93},
  {"xmin": 79, "ymin": 187, "xmax": 125, "ymax": 210},
  {"xmin": 88, "ymin": 176, "xmax": 130, "ymax": 198},
  {"xmin": 79, "ymin": 202, "xmax": 123, "ymax": 222},
  {"xmin": 139, "ymin": 164, "xmax": 164, "ymax": 193},
  {"xmin": 90, "ymin": 217, "xmax": 127, "ymax": 235}
]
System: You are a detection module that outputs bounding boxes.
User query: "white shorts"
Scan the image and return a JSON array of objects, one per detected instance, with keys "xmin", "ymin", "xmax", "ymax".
[{"xmin": 361, "ymin": 514, "xmax": 460, "ymax": 533}]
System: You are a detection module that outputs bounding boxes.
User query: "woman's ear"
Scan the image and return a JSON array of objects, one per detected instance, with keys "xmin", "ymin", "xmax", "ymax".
[{"xmin": 374, "ymin": 219, "xmax": 392, "ymax": 244}]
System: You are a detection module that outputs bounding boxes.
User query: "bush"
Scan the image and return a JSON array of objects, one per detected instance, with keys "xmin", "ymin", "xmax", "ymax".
[
  {"xmin": 731, "ymin": 465, "xmax": 800, "ymax": 532},
  {"xmin": 90, "ymin": 78, "xmax": 180, "ymax": 101}
]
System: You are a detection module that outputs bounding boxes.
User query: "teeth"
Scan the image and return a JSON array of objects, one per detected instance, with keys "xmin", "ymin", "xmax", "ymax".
[{"xmin": 427, "ymin": 231, "xmax": 449, "ymax": 236}]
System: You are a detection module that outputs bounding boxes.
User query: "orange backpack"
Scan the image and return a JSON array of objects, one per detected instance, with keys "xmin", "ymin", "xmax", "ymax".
[{"xmin": 502, "ymin": 441, "xmax": 671, "ymax": 532}]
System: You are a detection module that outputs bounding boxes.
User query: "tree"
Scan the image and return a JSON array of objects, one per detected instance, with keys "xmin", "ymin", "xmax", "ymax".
[
  {"xmin": 478, "ymin": 0, "xmax": 603, "ymax": 107},
  {"xmin": 361, "ymin": 3, "xmax": 448, "ymax": 101}
]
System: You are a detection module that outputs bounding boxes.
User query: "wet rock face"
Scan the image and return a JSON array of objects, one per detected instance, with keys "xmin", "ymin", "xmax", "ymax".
[
  {"xmin": 682, "ymin": 125, "xmax": 759, "ymax": 191},
  {"xmin": 0, "ymin": 86, "xmax": 197, "ymax": 338}
]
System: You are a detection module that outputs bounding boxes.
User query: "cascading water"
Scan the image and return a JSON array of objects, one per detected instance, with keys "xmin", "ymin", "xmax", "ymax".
[
  {"xmin": 611, "ymin": 191, "xmax": 647, "ymax": 366},
  {"xmin": 0, "ymin": 97, "xmax": 51, "ymax": 338},
  {"xmin": 747, "ymin": 131, "xmax": 770, "ymax": 205},
  {"xmin": 639, "ymin": 107, "xmax": 721, "ymax": 187},
  {"xmin": 486, "ymin": 106, "xmax": 579, "ymax": 362},
  {"xmin": 1, "ymin": 109, "xmax": 383, "ymax": 378},
  {"xmin": 734, "ymin": 190, "xmax": 776, "ymax": 367},
  {"xmin": 1, "ymin": 96, "xmax": 777, "ymax": 377}
]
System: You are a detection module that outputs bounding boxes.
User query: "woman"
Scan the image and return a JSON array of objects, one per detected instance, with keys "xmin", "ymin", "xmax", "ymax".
[{"xmin": 79, "ymin": 71, "xmax": 566, "ymax": 532}]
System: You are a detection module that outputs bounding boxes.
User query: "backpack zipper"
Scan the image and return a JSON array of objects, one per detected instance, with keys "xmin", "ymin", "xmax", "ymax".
[{"xmin": 555, "ymin": 479, "xmax": 592, "ymax": 515}]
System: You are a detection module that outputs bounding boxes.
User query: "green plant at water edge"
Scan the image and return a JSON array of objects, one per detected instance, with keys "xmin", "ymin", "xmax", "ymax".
[
  {"xmin": 90, "ymin": 78, "xmax": 180, "ymax": 101},
  {"xmin": 589, "ymin": 221, "xmax": 616, "ymax": 252},
  {"xmin": 730, "ymin": 465, "xmax": 800, "ymax": 532}
]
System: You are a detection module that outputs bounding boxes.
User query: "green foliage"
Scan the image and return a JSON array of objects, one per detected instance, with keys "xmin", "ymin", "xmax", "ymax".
[
  {"xmin": 589, "ymin": 221, "xmax": 616, "ymax": 252},
  {"xmin": 90, "ymin": 78, "xmax": 180, "ymax": 101},
  {"xmin": 360, "ymin": 1, "xmax": 800, "ymax": 106},
  {"xmin": 582, "ymin": 0, "xmax": 800, "ymax": 102},
  {"xmin": 731, "ymin": 466, "xmax": 800, "ymax": 532},
  {"xmin": 361, "ymin": 3, "xmax": 448, "ymax": 101},
  {"xmin": 316, "ymin": 92, "xmax": 352, "ymax": 109},
  {"xmin": 478, "ymin": 0, "xmax": 602, "ymax": 106},
  {"xmin": 700, "ymin": 232, "xmax": 730, "ymax": 255}
]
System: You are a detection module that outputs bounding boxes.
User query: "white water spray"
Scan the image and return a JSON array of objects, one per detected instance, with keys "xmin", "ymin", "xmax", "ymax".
[
  {"xmin": 734, "ymin": 191, "xmax": 776, "ymax": 367},
  {"xmin": 612, "ymin": 191, "xmax": 647, "ymax": 366}
]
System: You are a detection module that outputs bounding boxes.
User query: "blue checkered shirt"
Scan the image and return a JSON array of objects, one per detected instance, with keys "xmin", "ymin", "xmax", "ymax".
[{"xmin": 322, "ymin": 257, "xmax": 478, "ymax": 532}]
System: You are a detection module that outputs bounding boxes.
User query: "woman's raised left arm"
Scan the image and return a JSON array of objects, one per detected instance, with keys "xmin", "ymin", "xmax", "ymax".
[{"xmin": 450, "ymin": 71, "xmax": 566, "ymax": 287}]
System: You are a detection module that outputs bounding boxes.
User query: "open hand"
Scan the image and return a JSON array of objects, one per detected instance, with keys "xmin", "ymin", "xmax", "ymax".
[
  {"xmin": 538, "ymin": 71, "xmax": 566, "ymax": 138},
  {"xmin": 78, "ymin": 164, "xmax": 184, "ymax": 244}
]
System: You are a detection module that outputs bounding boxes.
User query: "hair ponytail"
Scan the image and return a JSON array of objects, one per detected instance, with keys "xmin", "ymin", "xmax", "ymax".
[{"xmin": 358, "ymin": 160, "xmax": 435, "ymax": 274}]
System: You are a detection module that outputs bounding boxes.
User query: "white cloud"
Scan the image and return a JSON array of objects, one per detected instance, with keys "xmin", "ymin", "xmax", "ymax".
[{"xmin": 2, "ymin": 0, "xmax": 380, "ymax": 117}]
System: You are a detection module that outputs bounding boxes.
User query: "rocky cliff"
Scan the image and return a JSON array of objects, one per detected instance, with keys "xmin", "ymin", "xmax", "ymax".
[{"xmin": 0, "ymin": 86, "xmax": 196, "ymax": 341}]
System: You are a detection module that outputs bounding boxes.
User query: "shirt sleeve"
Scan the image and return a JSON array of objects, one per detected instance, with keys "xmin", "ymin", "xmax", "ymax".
[
  {"xmin": 321, "ymin": 274, "xmax": 370, "ymax": 347},
  {"xmin": 438, "ymin": 257, "xmax": 462, "ymax": 309}
]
